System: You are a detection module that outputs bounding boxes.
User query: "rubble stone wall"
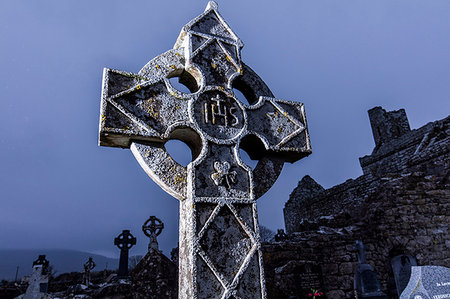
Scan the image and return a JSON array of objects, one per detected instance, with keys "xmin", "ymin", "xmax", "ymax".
[{"xmin": 278, "ymin": 112, "xmax": 449, "ymax": 298}]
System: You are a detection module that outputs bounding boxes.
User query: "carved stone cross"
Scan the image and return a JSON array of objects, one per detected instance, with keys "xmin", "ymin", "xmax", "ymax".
[
  {"xmin": 142, "ymin": 215, "xmax": 164, "ymax": 251},
  {"xmin": 114, "ymin": 229, "xmax": 136, "ymax": 278},
  {"xmin": 98, "ymin": 2, "xmax": 311, "ymax": 298},
  {"xmin": 83, "ymin": 257, "xmax": 96, "ymax": 287}
]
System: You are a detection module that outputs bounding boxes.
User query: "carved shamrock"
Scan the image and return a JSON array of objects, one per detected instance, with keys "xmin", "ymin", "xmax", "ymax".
[{"xmin": 211, "ymin": 161, "xmax": 237, "ymax": 189}]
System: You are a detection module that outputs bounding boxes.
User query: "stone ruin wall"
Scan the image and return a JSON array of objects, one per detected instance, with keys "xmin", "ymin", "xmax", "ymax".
[{"xmin": 275, "ymin": 112, "xmax": 449, "ymax": 298}]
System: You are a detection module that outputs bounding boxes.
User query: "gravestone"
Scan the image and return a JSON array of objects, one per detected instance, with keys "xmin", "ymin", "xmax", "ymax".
[
  {"xmin": 98, "ymin": 2, "xmax": 311, "ymax": 298},
  {"xmin": 83, "ymin": 257, "xmax": 96, "ymax": 287},
  {"xmin": 391, "ymin": 255, "xmax": 417, "ymax": 297},
  {"xmin": 114, "ymin": 229, "xmax": 136, "ymax": 278},
  {"xmin": 19, "ymin": 255, "xmax": 50, "ymax": 299},
  {"xmin": 353, "ymin": 240, "xmax": 387, "ymax": 299},
  {"xmin": 400, "ymin": 266, "xmax": 450, "ymax": 299},
  {"xmin": 294, "ymin": 264, "xmax": 325, "ymax": 299},
  {"xmin": 142, "ymin": 216, "xmax": 164, "ymax": 251}
]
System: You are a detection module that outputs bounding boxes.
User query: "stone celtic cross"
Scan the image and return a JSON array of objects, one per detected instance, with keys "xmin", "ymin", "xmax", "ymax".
[
  {"xmin": 114, "ymin": 229, "xmax": 136, "ymax": 278},
  {"xmin": 142, "ymin": 215, "xmax": 164, "ymax": 251},
  {"xmin": 98, "ymin": 2, "xmax": 311, "ymax": 298},
  {"xmin": 83, "ymin": 257, "xmax": 96, "ymax": 286}
]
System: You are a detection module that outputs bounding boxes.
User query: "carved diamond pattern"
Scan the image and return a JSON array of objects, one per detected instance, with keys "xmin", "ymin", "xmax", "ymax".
[{"xmin": 199, "ymin": 204, "xmax": 252, "ymax": 284}]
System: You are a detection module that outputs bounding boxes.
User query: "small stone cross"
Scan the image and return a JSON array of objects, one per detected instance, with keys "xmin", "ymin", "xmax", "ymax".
[
  {"xmin": 98, "ymin": 2, "xmax": 311, "ymax": 298},
  {"xmin": 83, "ymin": 257, "xmax": 96, "ymax": 286},
  {"xmin": 114, "ymin": 229, "xmax": 136, "ymax": 278},
  {"xmin": 142, "ymin": 216, "xmax": 164, "ymax": 251},
  {"xmin": 33, "ymin": 255, "xmax": 49, "ymax": 269}
]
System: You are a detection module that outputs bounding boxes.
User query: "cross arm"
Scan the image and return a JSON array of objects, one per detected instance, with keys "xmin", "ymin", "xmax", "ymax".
[
  {"xmin": 244, "ymin": 97, "xmax": 311, "ymax": 163},
  {"xmin": 99, "ymin": 68, "xmax": 191, "ymax": 149}
]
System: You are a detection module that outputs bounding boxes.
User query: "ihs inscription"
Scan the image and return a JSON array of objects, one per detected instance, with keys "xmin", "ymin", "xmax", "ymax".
[
  {"xmin": 204, "ymin": 94, "xmax": 239, "ymax": 127},
  {"xmin": 193, "ymin": 89, "xmax": 245, "ymax": 141}
]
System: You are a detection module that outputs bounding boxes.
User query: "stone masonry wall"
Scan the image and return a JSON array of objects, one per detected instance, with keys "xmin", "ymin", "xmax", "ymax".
[
  {"xmin": 278, "ymin": 111, "xmax": 449, "ymax": 298},
  {"xmin": 269, "ymin": 170, "xmax": 449, "ymax": 298}
]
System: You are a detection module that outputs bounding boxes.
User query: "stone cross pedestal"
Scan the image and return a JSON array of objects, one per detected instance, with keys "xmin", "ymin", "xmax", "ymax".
[
  {"xmin": 142, "ymin": 216, "xmax": 164, "ymax": 251},
  {"xmin": 98, "ymin": 2, "xmax": 311, "ymax": 298},
  {"xmin": 114, "ymin": 229, "xmax": 136, "ymax": 278}
]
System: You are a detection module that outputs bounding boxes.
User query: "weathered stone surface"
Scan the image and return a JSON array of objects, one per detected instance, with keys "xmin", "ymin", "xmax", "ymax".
[
  {"xmin": 131, "ymin": 250, "xmax": 177, "ymax": 299},
  {"xmin": 400, "ymin": 266, "xmax": 450, "ymax": 299},
  {"xmin": 98, "ymin": 2, "xmax": 311, "ymax": 298}
]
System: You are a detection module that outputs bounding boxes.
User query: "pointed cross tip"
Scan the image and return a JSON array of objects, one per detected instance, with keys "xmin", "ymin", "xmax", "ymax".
[{"xmin": 206, "ymin": 1, "xmax": 219, "ymax": 11}]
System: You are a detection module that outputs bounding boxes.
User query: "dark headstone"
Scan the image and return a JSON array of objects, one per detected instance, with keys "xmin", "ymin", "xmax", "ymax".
[
  {"xmin": 294, "ymin": 264, "xmax": 326, "ymax": 298},
  {"xmin": 391, "ymin": 255, "xmax": 417, "ymax": 297},
  {"xmin": 400, "ymin": 266, "xmax": 450, "ymax": 299},
  {"xmin": 114, "ymin": 229, "xmax": 136, "ymax": 278},
  {"xmin": 353, "ymin": 240, "xmax": 387, "ymax": 299}
]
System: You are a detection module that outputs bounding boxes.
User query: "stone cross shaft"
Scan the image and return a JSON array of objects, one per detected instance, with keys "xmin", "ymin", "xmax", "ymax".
[
  {"xmin": 114, "ymin": 229, "xmax": 136, "ymax": 278},
  {"xmin": 98, "ymin": 2, "xmax": 311, "ymax": 298}
]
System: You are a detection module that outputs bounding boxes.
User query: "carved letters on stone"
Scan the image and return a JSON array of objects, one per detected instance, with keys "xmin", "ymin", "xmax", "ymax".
[{"xmin": 98, "ymin": 2, "xmax": 311, "ymax": 298}]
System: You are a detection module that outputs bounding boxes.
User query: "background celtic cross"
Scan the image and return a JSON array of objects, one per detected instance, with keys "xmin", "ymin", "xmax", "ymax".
[
  {"xmin": 114, "ymin": 229, "xmax": 136, "ymax": 278},
  {"xmin": 98, "ymin": 2, "xmax": 311, "ymax": 298},
  {"xmin": 142, "ymin": 216, "xmax": 164, "ymax": 251}
]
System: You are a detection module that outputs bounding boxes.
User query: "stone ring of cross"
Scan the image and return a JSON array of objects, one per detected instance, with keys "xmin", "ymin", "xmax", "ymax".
[
  {"xmin": 142, "ymin": 216, "xmax": 164, "ymax": 238},
  {"xmin": 114, "ymin": 230, "xmax": 136, "ymax": 250},
  {"xmin": 99, "ymin": 7, "xmax": 311, "ymax": 201}
]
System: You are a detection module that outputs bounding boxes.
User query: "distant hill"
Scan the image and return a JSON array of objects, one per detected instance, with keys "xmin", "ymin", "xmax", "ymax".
[{"xmin": 0, "ymin": 249, "xmax": 119, "ymax": 281}]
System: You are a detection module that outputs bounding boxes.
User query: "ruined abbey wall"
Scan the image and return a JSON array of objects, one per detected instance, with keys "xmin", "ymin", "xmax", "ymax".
[{"xmin": 274, "ymin": 108, "xmax": 449, "ymax": 298}]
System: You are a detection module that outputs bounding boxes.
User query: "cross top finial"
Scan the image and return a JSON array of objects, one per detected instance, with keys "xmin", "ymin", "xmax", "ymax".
[{"xmin": 206, "ymin": 1, "xmax": 218, "ymax": 11}]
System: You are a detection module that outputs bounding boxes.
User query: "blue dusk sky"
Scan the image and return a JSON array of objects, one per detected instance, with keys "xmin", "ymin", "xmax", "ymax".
[{"xmin": 0, "ymin": 1, "xmax": 449, "ymax": 258}]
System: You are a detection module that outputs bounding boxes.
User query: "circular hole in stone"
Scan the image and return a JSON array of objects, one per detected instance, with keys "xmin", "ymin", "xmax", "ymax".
[
  {"xmin": 167, "ymin": 69, "xmax": 200, "ymax": 93},
  {"xmin": 233, "ymin": 88, "xmax": 248, "ymax": 105},
  {"xmin": 165, "ymin": 139, "xmax": 193, "ymax": 167},
  {"xmin": 232, "ymin": 76, "xmax": 258, "ymax": 106},
  {"xmin": 239, "ymin": 148, "xmax": 258, "ymax": 169},
  {"xmin": 168, "ymin": 77, "xmax": 191, "ymax": 94}
]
